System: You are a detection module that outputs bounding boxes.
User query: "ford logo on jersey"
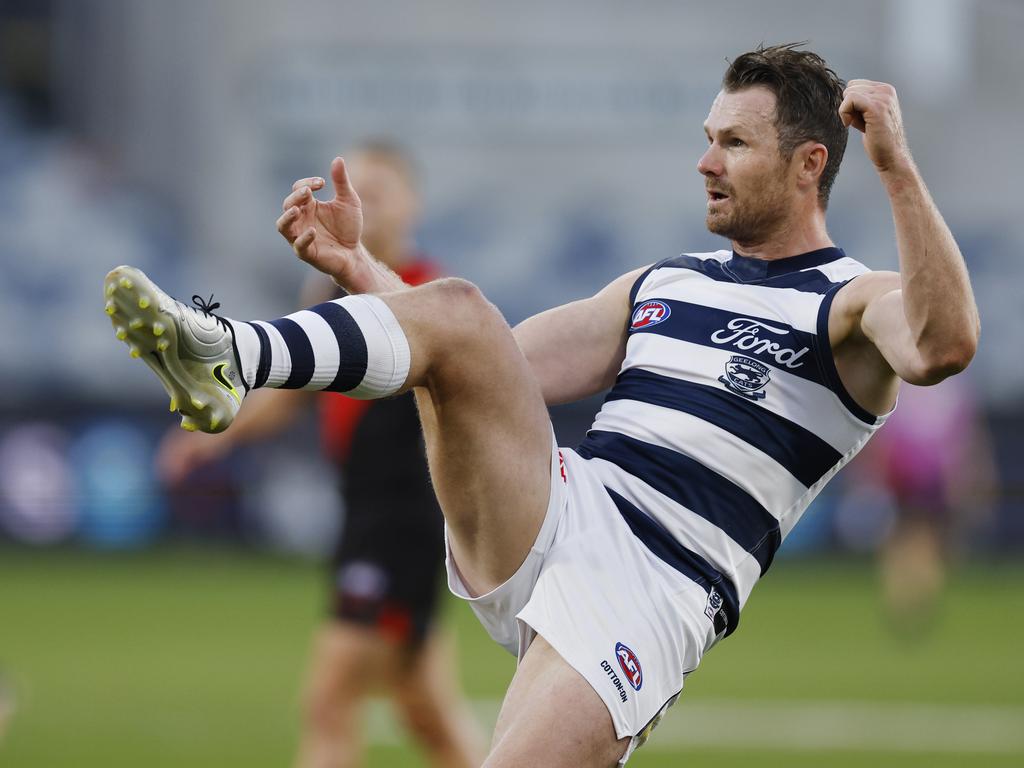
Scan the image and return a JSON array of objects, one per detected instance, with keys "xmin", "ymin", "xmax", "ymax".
[
  {"xmin": 710, "ymin": 317, "xmax": 810, "ymax": 369},
  {"xmin": 615, "ymin": 642, "xmax": 643, "ymax": 690},
  {"xmin": 631, "ymin": 301, "xmax": 671, "ymax": 329}
]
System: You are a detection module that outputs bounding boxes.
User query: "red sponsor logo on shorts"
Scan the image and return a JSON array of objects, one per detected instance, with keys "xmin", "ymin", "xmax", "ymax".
[
  {"xmin": 615, "ymin": 642, "xmax": 643, "ymax": 691},
  {"xmin": 558, "ymin": 450, "xmax": 567, "ymax": 483}
]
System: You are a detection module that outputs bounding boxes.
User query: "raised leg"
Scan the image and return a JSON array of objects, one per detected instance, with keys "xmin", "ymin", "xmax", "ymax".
[
  {"xmin": 374, "ymin": 279, "xmax": 553, "ymax": 593},
  {"xmin": 244, "ymin": 276, "xmax": 554, "ymax": 593},
  {"xmin": 105, "ymin": 267, "xmax": 554, "ymax": 592}
]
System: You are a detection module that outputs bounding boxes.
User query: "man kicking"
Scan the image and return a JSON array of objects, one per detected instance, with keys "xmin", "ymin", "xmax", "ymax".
[{"xmin": 104, "ymin": 44, "xmax": 979, "ymax": 766}]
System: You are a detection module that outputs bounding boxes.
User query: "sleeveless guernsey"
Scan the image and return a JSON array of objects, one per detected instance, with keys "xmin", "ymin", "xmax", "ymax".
[{"xmin": 576, "ymin": 247, "xmax": 890, "ymax": 636}]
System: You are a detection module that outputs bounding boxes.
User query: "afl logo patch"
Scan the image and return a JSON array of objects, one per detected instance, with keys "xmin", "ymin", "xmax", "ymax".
[
  {"xmin": 631, "ymin": 301, "xmax": 671, "ymax": 329},
  {"xmin": 615, "ymin": 642, "xmax": 643, "ymax": 691}
]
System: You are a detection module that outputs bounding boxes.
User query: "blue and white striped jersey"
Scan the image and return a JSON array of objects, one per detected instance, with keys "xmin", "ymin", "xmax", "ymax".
[{"xmin": 576, "ymin": 247, "xmax": 890, "ymax": 636}]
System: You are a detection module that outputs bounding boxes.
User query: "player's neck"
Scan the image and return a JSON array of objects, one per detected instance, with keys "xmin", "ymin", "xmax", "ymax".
[{"xmin": 731, "ymin": 209, "xmax": 832, "ymax": 261}]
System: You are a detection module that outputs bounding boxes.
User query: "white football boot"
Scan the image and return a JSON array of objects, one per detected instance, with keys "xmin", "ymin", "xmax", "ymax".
[{"xmin": 103, "ymin": 266, "xmax": 249, "ymax": 433}]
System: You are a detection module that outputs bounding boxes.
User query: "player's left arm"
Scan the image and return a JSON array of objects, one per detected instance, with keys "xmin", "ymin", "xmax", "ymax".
[
  {"xmin": 513, "ymin": 268, "xmax": 643, "ymax": 405},
  {"xmin": 831, "ymin": 80, "xmax": 980, "ymax": 398}
]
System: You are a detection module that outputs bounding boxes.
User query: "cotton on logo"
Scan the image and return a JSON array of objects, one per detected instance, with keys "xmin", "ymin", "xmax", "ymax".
[
  {"xmin": 615, "ymin": 642, "xmax": 643, "ymax": 691},
  {"xmin": 631, "ymin": 301, "xmax": 671, "ymax": 329}
]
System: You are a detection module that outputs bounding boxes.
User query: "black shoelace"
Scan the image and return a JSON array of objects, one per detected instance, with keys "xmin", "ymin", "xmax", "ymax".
[
  {"xmin": 191, "ymin": 293, "xmax": 230, "ymax": 332},
  {"xmin": 190, "ymin": 293, "xmax": 251, "ymax": 394}
]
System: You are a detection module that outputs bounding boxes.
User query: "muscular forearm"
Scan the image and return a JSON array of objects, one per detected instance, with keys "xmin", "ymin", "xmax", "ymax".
[
  {"xmin": 330, "ymin": 243, "xmax": 409, "ymax": 295},
  {"xmin": 883, "ymin": 165, "xmax": 980, "ymax": 370}
]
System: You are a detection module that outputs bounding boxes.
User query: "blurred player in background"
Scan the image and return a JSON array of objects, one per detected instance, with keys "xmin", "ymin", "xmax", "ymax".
[
  {"xmin": 156, "ymin": 141, "xmax": 484, "ymax": 768},
  {"xmin": 109, "ymin": 45, "xmax": 980, "ymax": 765},
  {"xmin": 853, "ymin": 378, "xmax": 998, "ymax": 637}
]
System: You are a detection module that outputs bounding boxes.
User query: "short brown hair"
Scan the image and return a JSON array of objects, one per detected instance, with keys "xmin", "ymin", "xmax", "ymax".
[{"xmin": 723, "ymin": 43, "xmax": 847, "ymax": 208}]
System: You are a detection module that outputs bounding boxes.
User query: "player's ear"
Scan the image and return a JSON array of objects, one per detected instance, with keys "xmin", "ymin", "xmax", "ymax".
[{"xmin": 795, "ymin": 142, "xmax": 828, "ymax": 192}]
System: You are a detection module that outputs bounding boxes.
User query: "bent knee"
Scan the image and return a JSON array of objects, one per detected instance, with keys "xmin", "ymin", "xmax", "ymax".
[
  {"xmin": 425, "ymin": 278, "xmax": 506, "ymax": 332},
  {"xmin": 431, "ymin": 276, "xmax": 483, "ymax": 301},
  {"xmin": 414, "ymin": 279, "xmax": 517, "ymax": 365}
]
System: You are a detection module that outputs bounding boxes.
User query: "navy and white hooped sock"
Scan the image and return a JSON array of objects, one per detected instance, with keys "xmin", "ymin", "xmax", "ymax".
[{"xmin": 227, "ymin": 294, "xmax": 410, "ymax": 399}]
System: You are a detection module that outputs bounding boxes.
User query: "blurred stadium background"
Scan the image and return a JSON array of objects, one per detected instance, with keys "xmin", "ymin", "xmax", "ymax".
[{"xmin": 1, "ymin": 0, "xmax": 1022, "ymax": 765}]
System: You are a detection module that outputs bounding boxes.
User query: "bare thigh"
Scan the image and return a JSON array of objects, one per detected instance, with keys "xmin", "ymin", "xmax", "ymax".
[
  {"xmin": 379, "ymin": 279, "xmax": 553, "ymax": 595},
  {"xmin": 487, "ymin": 634, "xmax": 628, "ymax": 768}
]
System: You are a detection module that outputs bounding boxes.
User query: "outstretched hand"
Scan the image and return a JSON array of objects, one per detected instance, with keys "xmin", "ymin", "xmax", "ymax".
[
  {"xmin": 839, "ymin": 80, "xmax": 914, "ymax": 177},
  {"xmin": 276, "ymin": 157, "xmax": 365, "ymax": 283}
]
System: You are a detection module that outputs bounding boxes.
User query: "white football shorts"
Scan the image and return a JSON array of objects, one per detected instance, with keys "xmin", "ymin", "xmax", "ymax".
[{"xmin": 445, "ymin": 433, "xmax": 722, "ymax": 763}]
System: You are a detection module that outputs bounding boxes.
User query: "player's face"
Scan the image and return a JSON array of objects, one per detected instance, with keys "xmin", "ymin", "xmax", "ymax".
[
  {"xmin": 697, "ymin": 87, "xmax": 796, "ymax": 244},
  {"xmin": 347, "ymin": 153, "xmax": 419, "ymax": 248}
]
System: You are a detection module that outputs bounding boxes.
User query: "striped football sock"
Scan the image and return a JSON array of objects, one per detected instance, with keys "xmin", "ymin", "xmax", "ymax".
[{"xmin": 227, "ymin": 294, "xmax": 410, "ymax": 398}]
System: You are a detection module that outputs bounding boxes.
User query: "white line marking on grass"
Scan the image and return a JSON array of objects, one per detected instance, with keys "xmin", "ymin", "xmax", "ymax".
[
  {"xmin": 656, "ymin": 699, "xmax": 1024, "ymax": 754},
  {"xmin": 365, "ymin": 698, "xmax": 1024, "ymax": 754}
]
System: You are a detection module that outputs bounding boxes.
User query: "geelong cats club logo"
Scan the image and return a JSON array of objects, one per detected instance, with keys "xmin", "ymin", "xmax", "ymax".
[
  {"xmin": 719, "ymin": 355, "xmax": 771, "ymax": 400},
  {"xmin": 631, "ymin": 301, "xmax": 671, "ymax": 329},
  {"xmin": 705, "ymin": 586, "xmax": 724, "ymax": 621},
  {"xmin": 615, "ymin": 642, "xmax": 643, "ymax": 691}
]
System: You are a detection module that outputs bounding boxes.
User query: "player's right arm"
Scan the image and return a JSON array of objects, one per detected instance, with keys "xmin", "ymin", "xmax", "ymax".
[{"xmin": 512, "ymin": 268, "xmax": 643, "ymax": 404}]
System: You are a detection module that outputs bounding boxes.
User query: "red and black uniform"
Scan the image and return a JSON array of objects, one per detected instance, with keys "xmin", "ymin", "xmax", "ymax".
[{"xmin": 322, "ymin": 258, "xmax": 444, "ymax": 646}]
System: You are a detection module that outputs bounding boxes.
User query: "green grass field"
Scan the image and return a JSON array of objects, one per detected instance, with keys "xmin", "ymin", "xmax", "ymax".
[{"xmin": 1, "ymin": 547, "xmax": 1022, "ymax": 767}]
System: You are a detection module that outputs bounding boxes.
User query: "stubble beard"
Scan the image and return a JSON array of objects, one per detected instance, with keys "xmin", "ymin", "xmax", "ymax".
[
  {"xmin": 705, "ymin": 167, "xmax": 793, "ymax": 246},
  {"xmin": 705, "ymin": 190, "xmax": 791, "ymax": 245}
]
